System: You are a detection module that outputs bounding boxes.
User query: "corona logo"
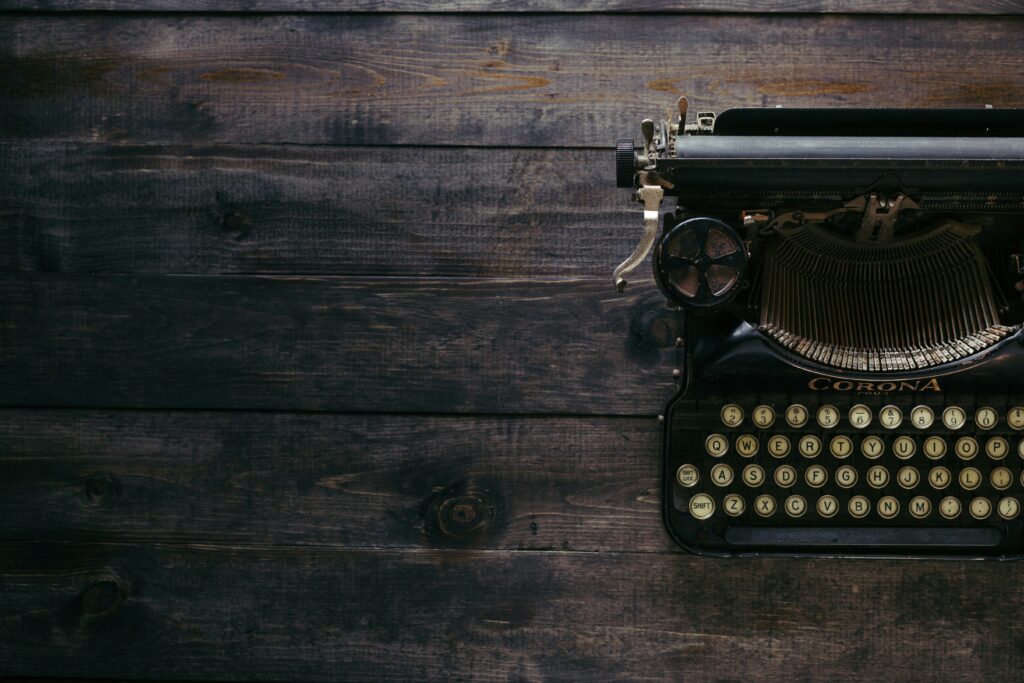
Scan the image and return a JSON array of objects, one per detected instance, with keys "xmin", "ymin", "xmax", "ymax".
[{"xmin": 808, "ymin": 377, "xmax": 941, "ymax": 393}]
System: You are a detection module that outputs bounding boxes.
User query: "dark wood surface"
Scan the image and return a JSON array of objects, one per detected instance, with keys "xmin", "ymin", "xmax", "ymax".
[
  {"xmin": 3, "ymin": 3, "xmax": 1024, "ymax": 682},
  {"xmin": 2, "ymin": 0, "xmax": 1024, "ymax": 12},
  {"xmin": 2, "ymin": 15, "xmax": 1024, "ymax": 147}
]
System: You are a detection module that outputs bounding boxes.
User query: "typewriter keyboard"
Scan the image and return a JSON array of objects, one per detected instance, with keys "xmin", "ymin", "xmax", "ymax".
[{"xmin": 672, "ymin": 402, "xmax": 1024, "ymax": 533}]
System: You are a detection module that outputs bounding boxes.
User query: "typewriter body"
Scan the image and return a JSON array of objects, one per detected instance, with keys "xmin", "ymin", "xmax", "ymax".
[{"xmin": 615, "ymin": 99, "xmax": 1024, "ymax": 558}]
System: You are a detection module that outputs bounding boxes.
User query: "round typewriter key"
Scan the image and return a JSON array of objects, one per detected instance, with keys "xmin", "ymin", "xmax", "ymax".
[
  {"xmin": 830, "ymin": 435, "xmax": 853, "ymax": 459},
  {"xmin": 710, "ymin": 463, "xmax": 734, "ymax": 487},
  {"xmin": 1019, "ymin": 439, "xmax": 1024, "ymax": 458},
  {"xmin": 893, "ymin": 436, "xmax": 916, "ymax": 460},
  {"xmin": 736, "ymin": 434, "xmax": 759, "ymax": 458},
  {"xmin": 975, "ymin": 407, "xmax": 998, "ymax": 431},
  {"xmin": 676, "ymin": 464, "xmax": 700, "ymax": 488},
  {"xmin": 861, "ymin": 435, "xmax": 885, "ymax": 459},
  {"xmin": 723, "ymin": 493, "xmax": 745, "ymax": 517},
  {"xmin": 909, "ymin": 496, "xmax": 932, "ymax": 519},
  {"xmin": 879, "ymin": 405, "xmax": 903, "ymax": 429},
  {"xmin": 939, "ymin": 496, "xmax": 961, "ymax": 519},
  {"xmin": 774, "ymin": 464, "xmax": 797, "ymax": 488},
  {"xmin": 877, "ymin": 496, "xmax": 900, "ymax": 519},
  {"xmin": 742, "ymin": 464, "xmax": 765, "ymax": 487},
  {"xmin": 959, "ymin": 467, "xmax": 982, "ymax": 491},
  {"xmin": 785, "ymin": 494, "xmax": 807, "ymax": 518},
  {"xmin": 816, "ymin": 494, "xmax": 839, "ymax": 518},
  {"xmin": 955, "ymin": 436, "xmax": 978, "ymax": 460},
  {"xmin": 768, "ymin": 434, "xmax": 791, "ymax": 458},
  {"xmin": 754, "ymin": 494, "xmax": 776, "ymax": 517},
  {"xmin": 785, "ymin": 404, "xmax": 809, "ymax": 428},
  {"xmin": 848, "ymin": 404, "xmax": 872, "ymax": 429},
  {"xmin": 705, "ymin": 433, "xmax": 729, "ymax": 457},
  {"xmin": 816, "ymin": 404, "xmax": 840, "ymax": 429},
  {"xmin": 991, "ymin": 467, "xmax": 1013, "ymax": 491},
  {"xmin": 969, "ymin": 497, "xmax": 992, "ymax": 520},
  {"xmin": 848, "ymin": 495, "xmax": 870, "ymax": 519},
  {"xmin": 986, "ymin": 436, "xmax": 1008, "ymax": 460},
  {"xmin": 836, "ymin": 465, "xmax": 858, "ymax": 489},
  {"xmin": 752, "ymin": 404, "xmax": 775, "ymax": 429},
  {"xmin": 942, "ymin": 406, "xmax": 966, "ymax": 430},
  {"xmin": 1010, "ymin": 406, "xmax": 1024, "ymax": 431},
  {"xmin": 867, "ymin": 465, "xmax": 890, "ymax": 489},
  {"xmin": 689, "ymin": 493, "xmax": 715, "ymax": 520},
  {"xmin": 998, "ymin": 497, "xmax": 1020, "ymax": 520},
  {"xmin": 924, "ymin": 436, "xmax": 946, "ymax": 460},
  {"xmin": 721, "ymin": 404, "xmax": 744, "ymax": 427},
  {"xmin": 910, "ymin": 405, "xmax": 935, "ymax": 429},
  {"xmin": 805, "ymin": 464, "xmax": 828, "ymax": 488},
  {"xmin": 928, "ymin": 466, "xmax": 951, "ymax": 490},
  {"xmin": 799, "ymin": 435, "xmax": 822, "ymax": 458},
  {"xmin": 897, "ymin": 466, "xmax": 920, "ymax": 489}
]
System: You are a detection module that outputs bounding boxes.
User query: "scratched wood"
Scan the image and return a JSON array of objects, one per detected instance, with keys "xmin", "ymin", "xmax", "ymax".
[
  {"xmin": 0, "ymin": 410, "xmax": 668, "ymax": 552},
  {"xmin": 0, "ymin": 144, "xmax": 635, "ymax": 277},
  {"xmin": 3, "ymin": 542, "xmax": 1024, "ymax": 681},
  {"xmin": 4, "ymin": 0, "xmax": 1024, "ymax": 12},
  {"xmin": 2, "ymin": 15, "xmax": 1024, "ymax": 147},
  {"xmin": 0, "ymin": 275, "xmax": 681, "ymax": 414}
]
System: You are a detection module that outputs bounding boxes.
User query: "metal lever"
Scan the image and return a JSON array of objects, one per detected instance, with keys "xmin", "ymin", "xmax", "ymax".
[{"xmin": 613, "ymin": 183, "xmax": 664, "ymax": 292}]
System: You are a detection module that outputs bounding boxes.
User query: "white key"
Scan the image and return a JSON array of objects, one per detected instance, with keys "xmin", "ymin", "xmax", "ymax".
[
  {"xmin": 975, "ymin": 407, "xmax": 998, "ymax": 431},
  {"xmin": 752, "ymin": 404, "xmax": 776, "ymax": 429},
  {"xmin": 942, "ymin": 406, "xmax": 966, "ymax": 430},
  {"xmin": 910, "ymin": 405, "xmax": 934, "ymax": 429},
  {"xmin": 721, "ymin": 404, "xmax": 744, "ymax": 427},
  {"xmin": 689, "ymin": 493, "xmax": 715, "ymax": 520},
  {"xmin": 705, "ymin": 433, "xmax": 729, "ymax": 457},
  {"xmin": 723, "ymin": 493, "xmax": 745, "ymax": 517},
  {"xmin": 816, "ymin": 494, "xmax": 839, "ymax": 518},
  {"xmin": 848, "ymin": 404, "xmax": 872, "ymax": 429},
  {"xmin": 816, "ymin": 404, "xmax": 840, "ymax": 429},
  {"xmin": 785, "ymin": 404, "xmax": 809, "ymax": 428},
  {"xmin": 879, "ymin": 405, "xmax": 902, "ymax": 429}
]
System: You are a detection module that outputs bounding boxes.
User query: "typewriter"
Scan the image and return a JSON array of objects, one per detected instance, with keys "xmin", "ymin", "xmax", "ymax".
[{"xmin": 615, "ymin": 98, "xmax": 1024, "ymax": 558}]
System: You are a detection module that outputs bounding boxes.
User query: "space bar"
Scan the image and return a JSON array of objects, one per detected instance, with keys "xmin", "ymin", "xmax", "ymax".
[{"xmin": 725, "ymin": 526, "xmax": 1003, "ymax": 547}]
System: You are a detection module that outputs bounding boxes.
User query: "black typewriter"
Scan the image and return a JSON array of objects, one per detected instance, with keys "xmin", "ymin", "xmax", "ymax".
[{"xmin": 615, "ymin": 98, "xmax": 1024, "ymax": 558}]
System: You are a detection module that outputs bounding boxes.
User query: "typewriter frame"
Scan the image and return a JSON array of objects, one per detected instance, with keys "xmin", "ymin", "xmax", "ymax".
[{"xmin": 617, "ymin": 104, "xmax": 1024, "ymax": 559}]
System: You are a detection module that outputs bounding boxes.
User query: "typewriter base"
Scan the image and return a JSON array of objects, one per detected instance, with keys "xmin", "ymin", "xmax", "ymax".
[{"xmin": 663, "ymin": 316, "xmax": 1024, "ymax": 560}]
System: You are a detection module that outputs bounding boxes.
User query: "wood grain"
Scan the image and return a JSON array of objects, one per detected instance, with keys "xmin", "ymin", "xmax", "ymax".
[
  {"xmin": 2, "ymin": 14, "xmax": 1023, "ymax": 147},
  {"xmin": 2, "ymin": 542, "xmax": 1022, "ymax": 681},
  {"xmin": 0, "ymin": 410, "xmax": 669, "ymax": 552},
  {"xmin": 0, "ymin": 144, "xmax": 636, "ymax": 277},
  {"xmin": 3, "ymin": 0, "xmax": 1024, "ymax": 13},
  {"xmin": 0, "ymin": 275, "xmax": 681, "ymax": 414}
]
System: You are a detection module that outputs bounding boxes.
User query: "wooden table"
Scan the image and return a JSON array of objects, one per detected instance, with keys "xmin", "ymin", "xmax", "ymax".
[{"xmin": 2, "ymin": 3, "xmax": 1024, "ymax": 680}]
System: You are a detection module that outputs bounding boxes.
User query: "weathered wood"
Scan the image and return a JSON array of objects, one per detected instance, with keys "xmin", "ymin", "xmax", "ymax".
[
  {"xmin": 3, "ymin": 0, "xmax": 1024, "ymax": 13},
  {"xmin": 0, "ymin": 144, "xmax": 636, "ymax": 277},
  {"xmin": 0, "ymin": 410, "xmax": 667, "ymax": 552},
  {"xmin": 2, "ymin": 14, "xmax": 1023, "ymax": 147},
  {"xmin": 0, "ymin": 275, "xmax": 681, "ymax": 414},
  {"xmin": 2, "ymin": 542, "xmax": 1022, "ymax": 681}
]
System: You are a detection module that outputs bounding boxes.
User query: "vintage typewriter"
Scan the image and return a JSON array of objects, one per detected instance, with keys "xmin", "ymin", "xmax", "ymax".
[{"xmin": 615, "ymin": 98, "xmax": 1024, "ymax": 558}]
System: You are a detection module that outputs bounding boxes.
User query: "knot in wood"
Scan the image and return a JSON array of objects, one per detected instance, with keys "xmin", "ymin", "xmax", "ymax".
[
  {"xmin": 437, "ymin": 494, "xmax": 491, "ymax": 538},
  {"xmin": 80, "ymin": 473, "xmax": 121, "ymax": 506},
  {"xmin": 80, "ymin": 576, "xmax": 129, "ymax": 617}
]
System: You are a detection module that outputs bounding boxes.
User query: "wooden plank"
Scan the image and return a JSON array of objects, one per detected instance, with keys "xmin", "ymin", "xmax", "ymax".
[
  {"xmin": 1, "ymin": 14, "xmax": 1023, "ymax": 147},
  {"xmin": 0, "ymin": 275, "xmax": 681, "ymax": 414},
  {"xmin": 1, "ymin": 542, "xmax": 1021, "ymax": 681},
  {"xmin": 0, "ymin": 410, "xmax": 670, "ymax": 552},
  {"xmin": 0, "ymin": 144, "xmax": 636, "ymax": 277},
  {"xmin": 3, "ymin": 0, "xmax": 1024, "ymax": 13}
]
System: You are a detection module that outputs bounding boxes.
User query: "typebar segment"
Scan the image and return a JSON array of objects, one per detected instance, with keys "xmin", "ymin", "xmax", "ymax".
[{"xmin": 725, "ymin": 526, "xmax": 1003, "ymax": 547}]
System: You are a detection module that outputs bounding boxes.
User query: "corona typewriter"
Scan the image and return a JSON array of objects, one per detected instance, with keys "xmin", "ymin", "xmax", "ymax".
[{"xmin": 615, "ymin": 98, "xmax": 1024, "ymax": 558}]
